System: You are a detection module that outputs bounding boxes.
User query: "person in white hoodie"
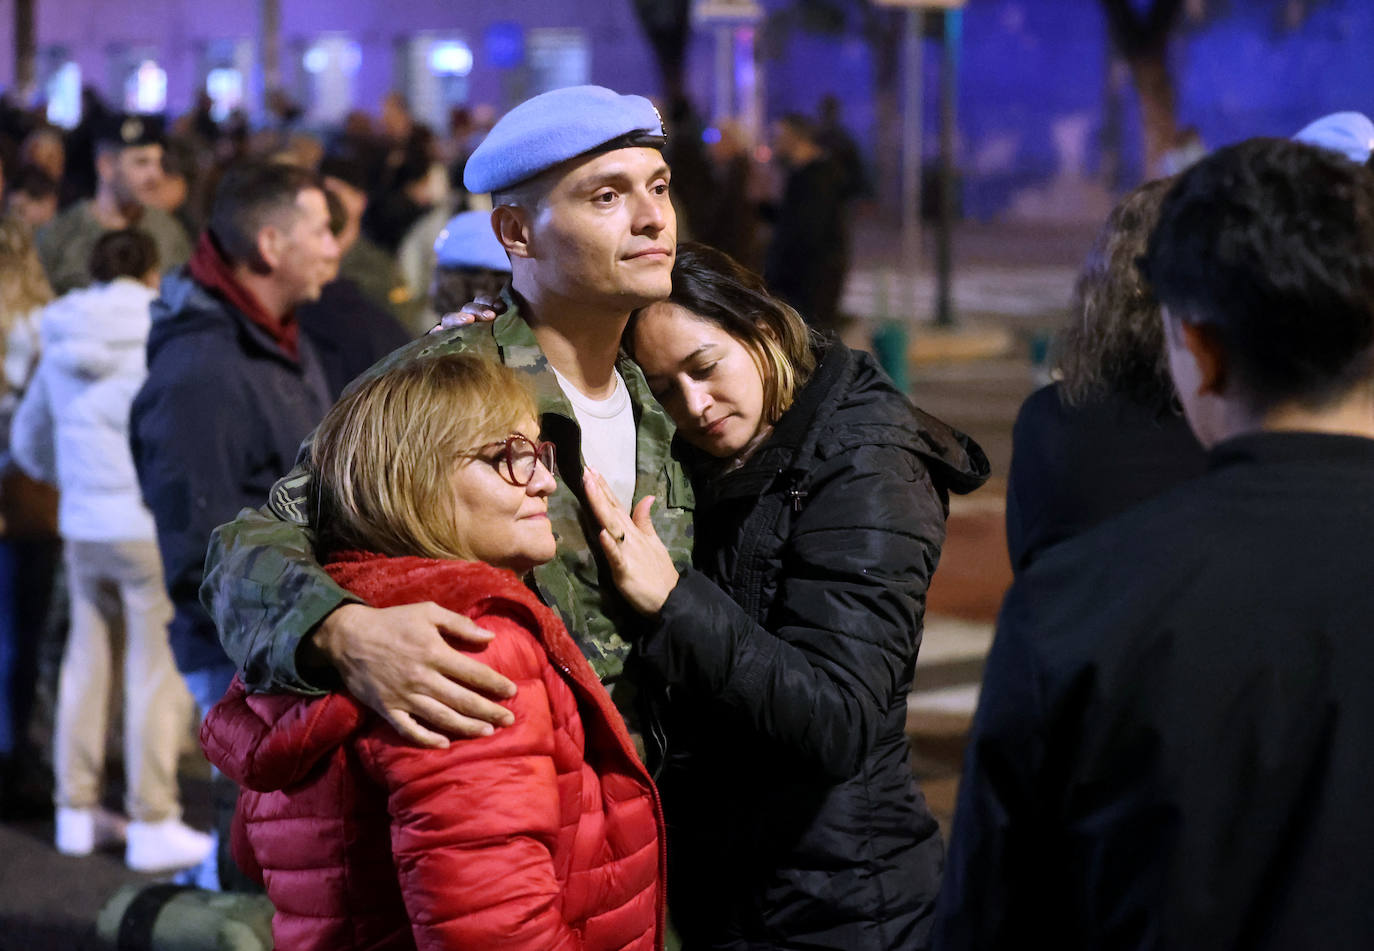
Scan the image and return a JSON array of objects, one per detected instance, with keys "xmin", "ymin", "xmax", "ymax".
[{"xmin": 11, "ymin": 228, "xmax": 212, "ymax": 873}]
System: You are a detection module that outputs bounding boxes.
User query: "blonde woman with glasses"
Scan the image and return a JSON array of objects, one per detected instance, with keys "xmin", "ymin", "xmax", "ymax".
[{"xmin": 200, "ymin": 352, "xmax": 665, "ymax": 951}]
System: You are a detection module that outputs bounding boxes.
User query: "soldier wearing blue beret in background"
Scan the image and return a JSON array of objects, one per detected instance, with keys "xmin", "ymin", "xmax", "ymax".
[
  {"xmin": 427, "ymin": 208, "xmax": 512, "ymax": 319},
  {"xmin": 202, "ymin": 85, "xmax": 693, "ymax": 749}
]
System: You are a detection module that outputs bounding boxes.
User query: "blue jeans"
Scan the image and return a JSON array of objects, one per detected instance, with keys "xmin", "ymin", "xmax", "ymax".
[
  {"xmin": 182, "ymin": 661, "xmax": 238, "ymax": 723},
  {"xmin": 178, "ymin": 659, "xmax": 239, "ymax": 891}
]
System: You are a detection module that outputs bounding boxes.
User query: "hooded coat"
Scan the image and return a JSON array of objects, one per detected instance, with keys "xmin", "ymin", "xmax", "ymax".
[
  {"xmin": 640, "ymin": 341, "xmax": 990, "ymax": 949},
  {"xmin": 201, "ymin": 555, "xmax": 665, "ymax": 951},
  {"xmin": 12, "ymin": 278, "xmax": 159, "ymax": 540}
]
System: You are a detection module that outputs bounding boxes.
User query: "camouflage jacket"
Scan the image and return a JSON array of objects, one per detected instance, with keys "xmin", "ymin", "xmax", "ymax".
[
  {"xmin": 38, "ymin": 200, "xmax": 192, "ymax": 296},
  {"xmin": 202, "ymin": 287, "xmax": 696, "ymax": 702}
]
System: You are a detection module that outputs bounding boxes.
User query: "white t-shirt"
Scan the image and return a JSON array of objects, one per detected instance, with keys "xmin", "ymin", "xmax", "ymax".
[{"xmin": 551, "ymin": 366, "xmax": 637, "ymax": 512}]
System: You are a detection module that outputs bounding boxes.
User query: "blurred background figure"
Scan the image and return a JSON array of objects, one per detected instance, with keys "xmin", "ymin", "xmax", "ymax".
[
  {"xmin": 815, "ymin": 93, "xmax": 872, "ymax": 204},
  {"xmin": 11, "ymin": 229, "xmax": 210, "ymax": 873},
  {"xmin": 318, "ymin": 155, "xmax": 413, "ymax": 323},
  {"xmin": 18, "ymin": 128, "xmax": 66, "ymax": 204},
  {"xmin": 764, "ymin": 113, "xmax": 849, "ymax": 334},
  {"xmin": 7, "ymin": 166, "xmax": 60, "ymax": 231},
  {"xmin": 1005, "ymin": 177, "xmax": 1206, "ymax": 574},
  {"xmin": 661, "ymin": 95, "xmax": 713, "ymax": 243},
  {"xmin": 428, "ymin": 209, "xmax": 511, "ymax": 322},
  {"xmin": 698, "ymin": 119, "xmax": 759, "ymax": 270},
  {"xmin": 0, "ymin": 216, "xmax": 59, "ymax": 821},
  {"xmin": 298, "ymin": 185, "xmax": 413, "ymax": 399},
  {"xmin": 37, "ymin": 114, "xmax": 191, "ymax": 295}
]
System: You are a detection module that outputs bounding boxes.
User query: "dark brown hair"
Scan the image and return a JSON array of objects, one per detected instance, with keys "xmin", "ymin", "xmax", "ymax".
[
  {"xmin": 1055, "ymin": 176, "xmax": 1176, "ymax": 414},
  {"xmin": 627, "ymin": 242, "xmax": 819, "ymax": 423},
  {"xmin": 90, "ymin": 228, "xmax": 159, "ymax": 284}
]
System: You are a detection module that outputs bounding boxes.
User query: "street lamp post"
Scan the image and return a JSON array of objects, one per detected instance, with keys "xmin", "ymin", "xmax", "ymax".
[{"xmin": 874, "ymin": 0, "xmax": 966, "ymax": 329}]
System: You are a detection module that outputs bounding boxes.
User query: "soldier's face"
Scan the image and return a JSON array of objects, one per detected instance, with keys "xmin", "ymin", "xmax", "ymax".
[
  {"xmin": 449, "ymin": 416, "xmax": 558, "ymax": 573},
  {"xmin": 632, "ymin": 301, "xmax": 768, "ymax": 459},
  {"xmin": 524, "ymin": 147, "xmax": 675, "ymax": 311},
  {"xmin": 113, "ymin": 145, "xmax": 165, "ymax": 207}
]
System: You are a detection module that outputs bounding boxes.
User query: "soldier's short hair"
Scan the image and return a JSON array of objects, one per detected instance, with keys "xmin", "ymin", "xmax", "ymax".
[
  {"xmin": 208, "ymin": 160, "xmax": 322, "ymax": 270},
  {"xmin": 308, "ymin": 352, "xmax": 538, "ymax": 561}
]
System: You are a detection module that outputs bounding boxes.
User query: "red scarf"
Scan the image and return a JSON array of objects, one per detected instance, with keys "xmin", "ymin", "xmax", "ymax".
[{"xmin": 188, "ymin": 231, "xmax": 300, "ymax": 361}]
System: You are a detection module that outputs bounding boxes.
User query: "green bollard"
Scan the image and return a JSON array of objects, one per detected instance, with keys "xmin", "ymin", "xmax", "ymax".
[{"xmin": 873, "ymin": 319, "xmax": 911, "ymax": 393}]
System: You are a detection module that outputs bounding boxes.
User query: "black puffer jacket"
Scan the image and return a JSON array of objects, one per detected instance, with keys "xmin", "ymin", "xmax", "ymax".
[{"xmin": 639, "ymin": 341, "xmax": 990, "ymax": 950}]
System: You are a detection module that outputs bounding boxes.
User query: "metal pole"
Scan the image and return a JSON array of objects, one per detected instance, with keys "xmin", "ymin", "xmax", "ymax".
[
  {"xmin": 935, "ymin": 7, "xmax": 961, "ymax": 328},
  {"xmin": 901, "ymin": 9, "xmax": 923, "ymax": 271}
]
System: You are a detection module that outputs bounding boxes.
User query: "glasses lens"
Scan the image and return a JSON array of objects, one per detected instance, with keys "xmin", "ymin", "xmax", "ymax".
[
  {"xmin": 503, "ymin": 436, "xmax": 533, "ymax": 485},
  {"xmin": 537, "ymin": 442, "xmax": 557, "ymax": 478}
]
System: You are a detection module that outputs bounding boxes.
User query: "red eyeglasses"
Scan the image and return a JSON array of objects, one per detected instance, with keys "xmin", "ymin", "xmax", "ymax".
[{"xmin": 462, "ymin": 433, "xmax": 557, "ymax": 486}]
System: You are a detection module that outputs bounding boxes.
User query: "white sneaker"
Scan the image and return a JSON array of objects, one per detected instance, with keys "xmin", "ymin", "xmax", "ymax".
[
  {"xmin": 55, "ymin": 807, "xmax": 94, "ymax": 856},
  {"xmin": 55, "ymin": 807, "xmax": 127, "ymax": 856},
  {"xmin": 125, "ymin": 818, "xmax": 214, "ymax": 874}
]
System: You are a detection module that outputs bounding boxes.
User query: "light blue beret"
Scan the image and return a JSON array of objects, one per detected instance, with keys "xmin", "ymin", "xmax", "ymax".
[
  {"xmin": 1293, "ymin": 111, "xmax": 1374, "ymax": 165},
  {"xmin": 433, "ymin": 210, "xmax": 511, "ymax": 272},
  {"xmin": 464, "ymin": 85, "xmax": 666, "ymax": 194}
]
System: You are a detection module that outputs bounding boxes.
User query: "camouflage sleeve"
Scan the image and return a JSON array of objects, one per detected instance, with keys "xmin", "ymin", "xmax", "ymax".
[
  {"xmin": 201, "ymin": 327, "xmax": 490, "ymax": 695},
  {"xmin": 201, "ymin": 459, "xmax": 359, "ymax": 696}
]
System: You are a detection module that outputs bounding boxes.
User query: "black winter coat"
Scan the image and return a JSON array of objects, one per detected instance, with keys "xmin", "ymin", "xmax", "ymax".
[
  {"xmin": 937, "ymin": 432, "xmax": 1374, "ymax": 949},
  {"xmin": 640, "ymin": 341, "xmax": 990, "ymax": 950},
  {"xmin": 131, "ymin": 271, "xmax": 333, "ymax": 674}
]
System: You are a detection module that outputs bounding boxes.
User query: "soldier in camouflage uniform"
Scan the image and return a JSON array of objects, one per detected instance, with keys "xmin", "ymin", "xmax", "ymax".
[
  {"xmin": 202, "ymin": 86, "xmax": 694, "ymax": 745},
  {"xmin": 38, "ymin": 114, "xmax": 191, "ymax": 295}
]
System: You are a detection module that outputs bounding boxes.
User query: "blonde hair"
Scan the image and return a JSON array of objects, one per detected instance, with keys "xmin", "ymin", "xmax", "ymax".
[
  {"xmin": 309, "ymin": 353, "xmax": 538, "ymax": 561},
  {"xmin": 0, "ymin": 216, "xmax": 54, "ymax": 337}
]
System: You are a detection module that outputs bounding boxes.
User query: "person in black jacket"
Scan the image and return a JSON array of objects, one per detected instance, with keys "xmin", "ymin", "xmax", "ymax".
[
  {"xmin": 1006, "ymin": 177, "xmax": 1206, "ymax": 573},
  {"xmin": 936, "ymin": 138, "xmax": 1374, "ymax": 948},
  {"xmin": 583, "ymin": 242, "xmax": 990, "ymax": 950}
]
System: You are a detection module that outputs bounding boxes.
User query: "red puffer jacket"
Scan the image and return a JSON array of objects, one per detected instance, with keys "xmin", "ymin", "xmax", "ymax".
[{"xmin": 200, "ymin": 554, "xmax": 665, "ymax": 951}]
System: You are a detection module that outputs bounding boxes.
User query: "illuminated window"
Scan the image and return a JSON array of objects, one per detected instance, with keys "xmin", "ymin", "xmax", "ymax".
[
  {"xmin": 46, "ymin": 62, "xmax": 82, "ymax": 129},
  {"xmin": 402, "ymin": 34, "xmax": 473, "ymax": 129},
  {"xmin": 206, "ymin": 68, "xmax": 243, "ymax": 121},
  {"xmin": 527, "ymin": 29, "xmax": 589, "ymax": 95},
  {"xmin": 430, "ymin": 41, "xmax": 473, "ymax": 77},
  {"xmin": 302, "ymin": 35, "xmax": 362, "ymax": 123},
  {"xmin": 124, "ymin": 59, "xmax": 167, "ymax": 113}
]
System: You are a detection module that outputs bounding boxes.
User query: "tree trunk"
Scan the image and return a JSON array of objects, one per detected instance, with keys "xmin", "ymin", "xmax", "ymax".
[
  {"xmin": 1098, "ymin": 0, "xmax": 1185, "ymax": 181},
  {"xmin": 630, "ymin": 0, "xmax": 692, "ymax": 102},
  {"xmin": 1126, "ymin": 46, "xmax": 1178, "ymax": 178},
  {"xmin": 14, "ymin": 0, "xmax": 36, "ymax": 100}
]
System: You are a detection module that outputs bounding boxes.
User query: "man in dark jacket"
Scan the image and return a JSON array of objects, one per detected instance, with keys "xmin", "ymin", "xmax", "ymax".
[
  {"xmin": 936, "ymin": 138, "xmax": 1374, "ymax": 948},
  {"xmin": 130, "ymin": 161, "xmax": 337, "ymax": 887},
  {"xmin": 764, "ymin": 113, "xmax": 849, "ymax": 333}
]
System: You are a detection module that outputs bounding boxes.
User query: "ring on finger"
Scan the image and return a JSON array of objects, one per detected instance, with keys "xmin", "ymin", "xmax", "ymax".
[{"xmin": 614, "ymin": 531, "xmax": 627, "ymax": 544}]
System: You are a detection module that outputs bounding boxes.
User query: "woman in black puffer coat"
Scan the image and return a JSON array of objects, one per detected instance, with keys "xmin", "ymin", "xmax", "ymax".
[{"xmin": 584, "ymin": 243, "xmax": 990, "ymax": 950}]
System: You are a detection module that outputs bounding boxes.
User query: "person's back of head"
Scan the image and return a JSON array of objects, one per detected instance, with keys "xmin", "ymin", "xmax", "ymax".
[
  {"xmin": 1056, "ymin": 176, "xmax": 1176, "ymax": 414},
  {"xmin": 430, "ymin": 210, "xmax": 510, "ymax": 313},
  {"xmin": 89, "ymin": 227, "xmax": 159, "ymax": 286},
  {"xmin": 208, "ymin": 159, "xmax": 320, "ymax": 271},
  {"xmin": 1142, "ymin": 137, "xmax": 1374, "ymax": 413}
]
